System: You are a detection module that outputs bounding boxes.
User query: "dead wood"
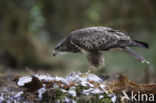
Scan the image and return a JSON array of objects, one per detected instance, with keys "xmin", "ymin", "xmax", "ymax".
[{"xmin": 106, "ymin": 74, "xmax": 156, "ymax": 95}]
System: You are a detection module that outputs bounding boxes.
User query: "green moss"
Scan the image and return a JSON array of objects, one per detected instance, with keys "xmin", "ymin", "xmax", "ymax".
[
  {"xmin": 41, "ymin": 88, "xmax": 67, "ymax": 103},
  {"xmin": 77, "ymin": 94, "xmax": 112, "ymax": 103},
  {"xmin": 75, "ymin": 85, "xmax": 88, "ymax": 96},
  {"xmin": 40, "ymin": 86, "xmax": 118, "ymax": 103}
]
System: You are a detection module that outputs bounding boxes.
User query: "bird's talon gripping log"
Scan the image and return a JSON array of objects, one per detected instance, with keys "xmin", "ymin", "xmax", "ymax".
[
  {"xmin": 79, "ymin": 73, "xmax": 88, "ymax": 77},
  {"xmin": 86, "ymin": 69, "xmax": 93, "ymax": 76},
  {"xmin": 86, "ymin": 69, "xmax": 91, "ymax": 75}
]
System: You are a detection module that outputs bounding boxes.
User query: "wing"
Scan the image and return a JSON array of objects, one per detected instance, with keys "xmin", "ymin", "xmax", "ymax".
[{"xmin": 68, "ymin": 27, "xmax": 130, "ymax": 50}]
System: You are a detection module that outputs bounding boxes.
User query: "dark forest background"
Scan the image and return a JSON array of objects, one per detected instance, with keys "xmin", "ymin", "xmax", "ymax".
[{"xmin": 0, "ymin": 0, "xmax": 156, "ymax": 82}]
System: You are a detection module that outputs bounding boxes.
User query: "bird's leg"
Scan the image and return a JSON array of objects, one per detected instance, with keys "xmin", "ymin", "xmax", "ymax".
[
  {"xmin": 79, "ymin": 73, "xmax": 88, "ymax": 77},
  {"xmin": 86, "ymin": 66, "xmax": 96, "ymax": 75},
  {"xmin": 80, "ymin": 66, "xmax": 96, "ymax": 77},
  {"xmin": 80, "ymin": 71, "xmax": 92, "ymax": 77},
  {"xmin": 85, "ymin": 69, "xmax": 92, "ymax": 76},
  {"xmin": 86, "ymin": 69, "xmax": 92, "ymax": 75}
]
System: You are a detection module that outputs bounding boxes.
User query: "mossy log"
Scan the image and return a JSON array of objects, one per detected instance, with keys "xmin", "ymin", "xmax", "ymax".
[{"xmin": 0, "ymin": 72, "xmax": 156, "ymax": 103}]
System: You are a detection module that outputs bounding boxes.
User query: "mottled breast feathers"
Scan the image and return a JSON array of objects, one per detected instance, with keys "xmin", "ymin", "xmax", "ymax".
[{"xmin": 68, "ymin": 27, "xmax": 130, "ymax": 50}]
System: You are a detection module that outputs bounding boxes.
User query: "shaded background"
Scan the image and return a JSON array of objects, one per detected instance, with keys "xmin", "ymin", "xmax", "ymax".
[{"xmin": 0, "ymin": 0, "xmax": 156, "ymax": 83}]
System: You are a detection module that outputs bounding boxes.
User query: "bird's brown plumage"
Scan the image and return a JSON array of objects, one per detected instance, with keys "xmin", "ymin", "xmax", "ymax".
[
  {"xmin": 68, "ymin": 27, "xmax": 131, "ymax": 51},
  {"xmin": 54, "ymin": 27, "xmax": 149, "ymax": 70}
]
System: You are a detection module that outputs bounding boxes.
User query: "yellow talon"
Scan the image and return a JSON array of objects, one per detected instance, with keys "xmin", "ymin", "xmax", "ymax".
[
  {"xmin": 79, "ymin": 69, "xmax": 94, "ymax": 77},
  {"xmin": 79, "ymin": 73, "xmax": 87, "ymax": 77},
  {"xmin": 86, "ymin": 69, "xmax": 91, "ymax": 75}
]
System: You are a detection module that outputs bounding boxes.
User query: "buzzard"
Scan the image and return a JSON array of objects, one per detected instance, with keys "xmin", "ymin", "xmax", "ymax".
[{"xmin": 53, "ymin": 27, "xmax": 149, "ymax": 70}]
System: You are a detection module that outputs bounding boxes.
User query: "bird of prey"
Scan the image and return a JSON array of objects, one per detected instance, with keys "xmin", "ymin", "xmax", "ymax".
[{"xmin": 53, "ymin": 27, "xmax": 149, "ymax": 70}]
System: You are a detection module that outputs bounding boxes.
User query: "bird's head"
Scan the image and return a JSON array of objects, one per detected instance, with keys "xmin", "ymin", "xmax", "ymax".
[{"xmin": 53, "ymin": 38, "xmax": 68, "ymax": 56}]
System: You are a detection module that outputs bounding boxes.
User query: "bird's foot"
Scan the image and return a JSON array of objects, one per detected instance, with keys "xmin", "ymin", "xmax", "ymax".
[
  {"xmin": 79, "ymin": 69, "xmax": 94, "ymax": 77},
  {"xmin": 86, "ymin": 69, "xmax": 92, "ymax": 75},
  {"xmin": 79, "ymin": 73, "xmax": 87, "ymax": 77}
]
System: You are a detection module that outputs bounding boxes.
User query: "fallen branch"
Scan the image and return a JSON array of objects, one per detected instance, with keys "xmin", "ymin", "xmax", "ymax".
[
  {"xmin": 1, "ymin": 72, "xmax": 156, "ymax": 103},
  {"xmin": 106, "ymin": 74, "xmax": 156, "ymax": 95}
]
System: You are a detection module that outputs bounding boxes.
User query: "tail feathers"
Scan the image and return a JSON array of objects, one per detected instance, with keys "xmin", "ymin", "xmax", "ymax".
[
  {"xmin": 132, "ymin": 40, "xmax": 149, "ymax": 48},
  {"xmin": 123, "ymin": 47, "xmax": 150, "ymax": 64}
]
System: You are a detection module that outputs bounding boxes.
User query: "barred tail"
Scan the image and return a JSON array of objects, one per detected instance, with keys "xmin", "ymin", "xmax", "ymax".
[{"xmin": 122, "ymin": 47, "xmax": 150, "ymax": 64}]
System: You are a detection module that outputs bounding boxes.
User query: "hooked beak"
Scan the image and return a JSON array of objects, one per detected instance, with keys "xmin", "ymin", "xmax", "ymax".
[{"xmin": 53, "ymin": 50, "xmax": 58, "ymax": 56}]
